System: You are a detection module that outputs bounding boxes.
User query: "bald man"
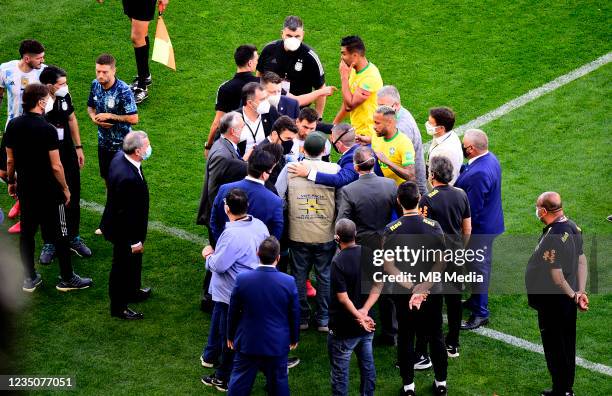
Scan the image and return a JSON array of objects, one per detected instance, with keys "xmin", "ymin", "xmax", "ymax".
[
  {"xmin": 526, "ymin": 192, "xmax": 588, "ymax": 396},
  {"xmin": 455, "ymin": 129, "xmax": 504, "ymax": 329}
]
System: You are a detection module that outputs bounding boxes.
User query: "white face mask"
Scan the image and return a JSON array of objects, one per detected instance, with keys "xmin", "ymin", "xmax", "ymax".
[
  {"xmin": 283, "ymin": 37, "xmax": 301, "ymax": 52},
  {"xmin": 55, "ymin": 85, "xmax": 69, "ymax": 97},
  {"xmin": 256, "ymin": 99, "xmax": 271, "ymax": 115},
  {"xmin": 44, "ymin": 96, "xmax": 54, "ymax": 113},
  {"xmin": 425, "ymin": 121, "xmax": 438, "ymax": 136},
  {"xmin": 268, "ymin": 94, "xmax": 281, "ymax": 108}
]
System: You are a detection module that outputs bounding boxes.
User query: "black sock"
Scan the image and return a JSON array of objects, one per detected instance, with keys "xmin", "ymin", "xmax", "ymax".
[{"xmin": 134, "ymin": 36, "xmax": 150, "ymax": 88}]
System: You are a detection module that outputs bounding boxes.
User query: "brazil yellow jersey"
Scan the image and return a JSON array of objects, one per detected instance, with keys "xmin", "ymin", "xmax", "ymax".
[
  {"xmin": 372, "ymin": 130, "xmax": 416, "ymax": 185},
  {"xmin": 348, "ymin": 62, "xmax": 383, "ymax": 137}
]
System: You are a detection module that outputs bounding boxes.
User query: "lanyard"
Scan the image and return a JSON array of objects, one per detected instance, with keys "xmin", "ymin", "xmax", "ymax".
[{"xmin": 242, "ymin": 114, "xmax": 261, "ymax": 143}]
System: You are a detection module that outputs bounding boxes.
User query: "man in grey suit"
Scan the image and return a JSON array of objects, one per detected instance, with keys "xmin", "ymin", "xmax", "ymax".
[
  {"xmin": 337, "ymin": 145, "xmax": 398, "ymax": 249},
  {"xmin": 337, "ymin": 145, "xmax": 399, "ymax": 347},
  {"xmin": 196, "ymin": 111, "xmax": 248, "ymax": 311}
]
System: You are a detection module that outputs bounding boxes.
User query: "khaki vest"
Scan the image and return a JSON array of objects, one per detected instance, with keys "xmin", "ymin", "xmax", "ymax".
[{"xmin": 287, "ymin": 160, "xmax": 338, "ymax": 243}]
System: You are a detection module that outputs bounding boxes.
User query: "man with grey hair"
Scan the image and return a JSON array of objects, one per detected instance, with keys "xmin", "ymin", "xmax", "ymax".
[
  {"xmin": 377, "ymin": 85, "xmax": 426, "ymax": 194},
  {"xmin": 414, "ymin": 155, "xmax": 471, "ymax": 364},
  {"xmin": 197, "ymin": 111, "xmax": 248, "ymax": 311},
  {"xmin": 257, "ymin": 16, "xmax": 333, "ymax": 116},
  {"xmin": 455, "ymin": 128, "xmax": 504, "ymax": 330},
  {"xmin": 101, "ymin": 130, "xmax": 152, "ymax": 319},
  {"xmin": 371, "ymin": 105, "xmax": 416, "ymax": 185}
]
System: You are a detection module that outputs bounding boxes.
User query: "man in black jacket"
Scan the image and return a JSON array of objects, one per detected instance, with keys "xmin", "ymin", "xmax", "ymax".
[{"xmin": 101, "ymin": 130, "xmax": 151, "ymax": 319}]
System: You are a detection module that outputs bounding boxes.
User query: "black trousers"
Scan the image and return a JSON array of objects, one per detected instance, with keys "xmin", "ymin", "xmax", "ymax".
[
  {"xmin": 538, "ymin": 298, "xmax": 577, "ymax": 394},
  {"xmin": 395, "ymin": 294, "xmax": 448, "ymax": 385},
  {"xmin": 41, "ymin": 162, "xmax": 80, "ymax": 242},
  {"xmin": 415, "ymin": 293, "xmax": 463, "ymax": 355},
  {"xmin": 20, "ymin": 195, "xmax": 73, "ymax": 280},
  {"xmin": 109, "ymin": 243, "xmax": 142, "ymax": 314}
]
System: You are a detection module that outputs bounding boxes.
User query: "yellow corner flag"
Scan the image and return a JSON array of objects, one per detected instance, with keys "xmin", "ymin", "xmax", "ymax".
[{"xmin": 152, "ymin": 15, "xmax": 176, "ymax": 70}]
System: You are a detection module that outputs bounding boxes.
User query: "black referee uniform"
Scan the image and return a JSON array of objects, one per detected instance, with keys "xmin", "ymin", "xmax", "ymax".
[
  {"xmin": 383, "ymin": 214, "xmax": 448, "ymax": 388},
  {"xmin": 526, "ymin": 216, "xmax": 584, "ymax": 396},
  {"xmin": 4, "ymin": 113, "xmax": 76, "ymax": 281},
  {"xmin": 417, "ymin": 185, "xmax": 471, "ymax": 354},
  {"xmin": 257, "ymin": 40, "xmax": 325, "ymax": 97},
  {"xmin": 43, "ymin": 93, "xmax": 81, "ymax": 243},
  {"xmin": 215, "ymin": 72, "xmax": 259, "ymax": 114},
  {"xmin": 122, "ymin": 0, "xmax": 156, "ymax": 22}
]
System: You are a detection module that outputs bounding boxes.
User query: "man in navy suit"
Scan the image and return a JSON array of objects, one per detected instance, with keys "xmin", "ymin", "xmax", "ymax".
[
  {"xmin": 262, "ymin": 72, "xmax": 300, "ymax": 119},
  {"xmin": 454, "ymin": 129, "xmax": 504, "ymax": 330},
  {"xmin": 227, "ymin": 236, "xmax": 300, "ymax": 396},
  {"xmin": 101, "ymin": 131, "xmax": 152, "ymax": 319},
  {"xmin": 210, "ymin": 148, "xmax": 284, "ymax": 242}
]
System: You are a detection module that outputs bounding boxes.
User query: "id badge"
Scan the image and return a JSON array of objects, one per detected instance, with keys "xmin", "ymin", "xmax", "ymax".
[
  {"xmin": 56, "ymin": 126, "xmax": 65, "ymax": 141},
  {"xmin": 281, "ymin": 80, "xmax": 291, "ymax": 94}
]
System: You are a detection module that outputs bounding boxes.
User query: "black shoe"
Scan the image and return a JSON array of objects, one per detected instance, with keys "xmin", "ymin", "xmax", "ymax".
[
  {"xmin": 400, "ymin": 386, "xmax": 415, "ymax": 396},
  {"xmin": 201, "ymin": 374, "xmax": 227, "ymax": 392},
  {"xmin": 287, "ymin": 357, "xmax": 300, "ymax": 369},
  {"xmin": 56, "ymin": 274, "xmax": 93, "ymax": 292},
  {"xmin": 111, "ymin": 308, "xmax": 144, "ymax": 320},
  {"xmin": 414, "ymin": 354, "xmax": 432, "ymax": 370},
  {"xmin": 541, "ymin": 390, "xmax": 575, "ymax": 396},
  {"xmin": 130, "ymin": 75, "xmax": 152, "ymax": 90},
  {"xmin": 22, "ymin": 273, "xmax": 42, "ymax": 292},
  {"xmin": 432, "ymin": 381, "xmax": 448, "ymax": 395},
  {"xmin": 129, "ymin": 287, "xmax": 152, "ymax": 302},
  {"xmin": 446, "ymin": 344, "xmax": 460, "ymax": 358},
  {"xmin": 133, "ymin": 87, "xmax": 148, "ymax": 104},
  {"xmin": 200, "ymin": 355, "xmax": 218, "ymax": 368},
  {"xmin": 200, "ymin": 296, "xmax": 214, "ymax": 313},
  {"xmin": 460, "ymin": 315, "xmax": 489, "ymax": 330}
]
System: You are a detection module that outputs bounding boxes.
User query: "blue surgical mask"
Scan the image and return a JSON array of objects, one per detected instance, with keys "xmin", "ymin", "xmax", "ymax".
[{"xmin": 141, "ymin": 145, "xmax": 152, "ymax": 160}]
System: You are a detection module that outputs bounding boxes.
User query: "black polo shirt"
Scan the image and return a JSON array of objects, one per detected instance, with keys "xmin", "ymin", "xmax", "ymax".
[
  {"xmin": 45, "ymin": 93, "xmax": 78, "ymax": 170},
  {"xmin": 257, "ymin": 40, "xmax": 325, "ymax": 96},
  {"xmin": 526, "ymin": 217, "xmax": 583, "ymax": 307},
  {"xmin": 383, "ymin": 214, "xmax": 446, "ymax": 292},
  {"xmin": 419, "ymin": 184, "xmax": 470, "ymax": 249},
  {"xmin": 329, "ymin": 245, "xmax": 375, "ymax": 338},
  {"xmin": 4, "ymin": 112, "xmax": 62, "ymax": 201},
  {"xmin": 215, "ymin": 72, "xmax": 259, "ymax": 113}
]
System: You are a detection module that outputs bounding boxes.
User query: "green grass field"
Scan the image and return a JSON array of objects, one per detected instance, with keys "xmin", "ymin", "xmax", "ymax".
[{"xmin": 1, "ymin": 0, "xmax": 611, "ymax": 394}]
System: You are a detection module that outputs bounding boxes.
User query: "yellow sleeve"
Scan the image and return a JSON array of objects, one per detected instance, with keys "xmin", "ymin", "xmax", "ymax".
[{"xmin": 400, "ymin": 138, "xmax": 416, "ymax": 166}]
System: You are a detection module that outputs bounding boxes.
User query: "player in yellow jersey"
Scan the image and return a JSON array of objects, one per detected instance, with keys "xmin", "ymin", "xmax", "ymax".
[
  {"xmin": 333, "ymin": 36, "xmax": 383, "ymax": 139},
  {"xmin": 371, "ymin": 105, "xmax": 416, "ymax": 185}
]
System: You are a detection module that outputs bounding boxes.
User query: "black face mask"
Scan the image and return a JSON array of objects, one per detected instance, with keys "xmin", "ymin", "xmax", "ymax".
[
  {"xmin": 462, "ymin": 145, "xmax": 470, "ymax": 159},
  {"xmin": 281, "ymin": 139, "xmax": 294, "ymax": 155}
]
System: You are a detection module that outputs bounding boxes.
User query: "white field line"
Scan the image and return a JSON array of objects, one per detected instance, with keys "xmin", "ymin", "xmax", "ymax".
[
  {"xmin": 423, "ymin": 51, "xmax": 612, "ymax": 150},
  {"xmin": 79, "ymin": 199, "xmax": 207, "ymax": 245},
  {"xmin": 79, "ymin": 52, "xmax": 612, "ymax": 375},
  {"xmin": 472, "ymin": 327, "xmax": 612, "ymax": 377}
]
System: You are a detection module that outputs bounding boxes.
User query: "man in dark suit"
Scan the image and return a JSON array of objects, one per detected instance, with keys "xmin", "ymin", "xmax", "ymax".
[
  {"xmin": 101, "ymin": 131, "xmax": 151, "ymax": 319},
  {"xmin": 197, "ymin": 111, "xmax": 248, "ymax": 311},
  {"xmin": 455, "ymin": 129, "xmax": 504, "ymax": 330},
  {"xmin": 261, "ymin": 71, "xmax": 300, "ymax": 119},
  {"xmin": 210, "ymin": 148, "xmax": 284, "ymax": 242},
  {"xmin": 337, "ymin": 145, "xmax": 397, "ymax": 247},
  {"xmin": 227, "ymin": 236, "xmax": 300, "ymax": 396}
]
